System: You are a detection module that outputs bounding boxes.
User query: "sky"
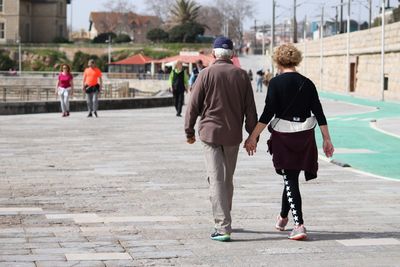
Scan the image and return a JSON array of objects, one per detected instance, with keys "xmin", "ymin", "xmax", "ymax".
[{"xmin": 68, "ymin": 0, "xmax": 398, "ymax": 31}]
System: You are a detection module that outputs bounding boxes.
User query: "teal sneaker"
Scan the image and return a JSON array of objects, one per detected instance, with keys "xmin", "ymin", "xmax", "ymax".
[{"xmin": 211, "ymin": 231, "xmax": 231, "ymax": 242}]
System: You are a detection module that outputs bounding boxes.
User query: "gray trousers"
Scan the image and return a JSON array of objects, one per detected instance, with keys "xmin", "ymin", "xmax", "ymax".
[
  {"xmin": 86, "ymin": 92, "xmax": 99, "ymax": 112},
  {"xmin": 58, "ymin": 87, "xmax": 71, "ymax": 113},
  {"xmin": 202, "ymin": 142, "xmax": 240, "ymax": 234}
]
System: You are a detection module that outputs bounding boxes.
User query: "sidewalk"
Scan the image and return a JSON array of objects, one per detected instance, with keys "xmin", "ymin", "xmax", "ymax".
[{"xmin": 0, "ymin": 98, "xmax": 399, "ymax": 266}]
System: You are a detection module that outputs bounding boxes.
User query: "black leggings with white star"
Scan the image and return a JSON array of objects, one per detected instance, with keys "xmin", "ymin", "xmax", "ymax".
[{"xmin": 280, "ymin": 169, "xmax": 304, "ymax": 225}]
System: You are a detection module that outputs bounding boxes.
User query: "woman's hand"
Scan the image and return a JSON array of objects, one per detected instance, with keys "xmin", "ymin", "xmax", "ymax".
[
  {"xmin": 244, "ymin": 137, "xmax": 257, "ymax": 156},
  {"xmin": 323, "ymin": 139, "xmax": 334, "ymax": 158}
]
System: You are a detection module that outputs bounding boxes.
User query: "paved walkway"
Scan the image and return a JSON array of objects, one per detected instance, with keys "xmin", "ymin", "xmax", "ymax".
[{"xmin": 0, "ymin": 92, "xmax": 399, "ymax": 266}]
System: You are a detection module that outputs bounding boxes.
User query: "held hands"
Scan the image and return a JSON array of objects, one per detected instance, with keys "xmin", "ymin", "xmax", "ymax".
[
  {"xmin": 323, "ymin": 139, "xmax": 334, "ymax": 158},
  {"xmin": 244, "ymin": 137, "xmax": 257, "ymax": 156},
  {"xmin": 187, "ymin": 136, "xmax": 196, "ymax": 144}
]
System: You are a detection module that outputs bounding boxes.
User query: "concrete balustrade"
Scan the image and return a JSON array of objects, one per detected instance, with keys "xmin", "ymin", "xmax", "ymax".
[{"xmin": 296, "ymin": 21, "xmax": 400, "ymax": 101}]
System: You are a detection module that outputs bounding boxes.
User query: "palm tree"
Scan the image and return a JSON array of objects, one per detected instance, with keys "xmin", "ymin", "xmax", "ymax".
[{"xmin": 170, "ymin": 0, "xmax": 201, "ymax": 25}]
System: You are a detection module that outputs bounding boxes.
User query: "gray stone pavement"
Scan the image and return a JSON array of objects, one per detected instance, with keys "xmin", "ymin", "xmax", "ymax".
[{"xmin": 0, "ymin": 90, "xmax": 399, "ymax": 266}]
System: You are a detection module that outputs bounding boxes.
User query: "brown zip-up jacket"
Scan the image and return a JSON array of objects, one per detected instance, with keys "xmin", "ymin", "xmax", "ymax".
[{"xmin": 185, "ymin": 59, "xmax": 257, "ymax": 146}]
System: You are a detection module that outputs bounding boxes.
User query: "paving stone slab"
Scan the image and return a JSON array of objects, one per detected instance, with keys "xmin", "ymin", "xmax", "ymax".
[{"xmin": 65, "ymin": 253, "xmax": 132, "ymax": 261}]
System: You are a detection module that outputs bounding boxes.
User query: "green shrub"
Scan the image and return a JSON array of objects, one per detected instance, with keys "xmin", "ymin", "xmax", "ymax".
[
  {"xmin": 147, "ymin": 28, "xmax": 169, "ymax": 43},
  {"xmin": 114, "ymin": 34, "xmax": 132, "ymax": 43},
  {"xmin": 92, "ymin": 32, "xmax": 117, "ymax": 43},
  {"xmin": 0, "ymin": 51, "xmax": 16, "ymax": 71},
  {"xmin": 168, "ymin": 22, "xmax": 205, "ymax": 43}
]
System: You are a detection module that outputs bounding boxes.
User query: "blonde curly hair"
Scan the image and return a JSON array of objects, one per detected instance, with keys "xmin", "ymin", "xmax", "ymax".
[{"xmin": 273, "ymin": 44, "xmax": 302, "ymax": 68}]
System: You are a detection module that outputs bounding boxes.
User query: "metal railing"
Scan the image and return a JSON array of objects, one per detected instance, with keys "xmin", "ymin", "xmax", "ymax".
[{"xmin": 0, "ymin": 81, "xmax": 130, "ymax": 102}]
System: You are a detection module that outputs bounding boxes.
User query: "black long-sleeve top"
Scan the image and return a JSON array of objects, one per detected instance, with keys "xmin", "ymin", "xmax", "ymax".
[{"xmin": 259, "ymin": 72, "xmax": 327, "ymax": 126}]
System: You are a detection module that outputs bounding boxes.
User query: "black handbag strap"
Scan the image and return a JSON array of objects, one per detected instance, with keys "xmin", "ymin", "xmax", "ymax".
[{"xmin": 270, "ymin": 79, "xmax": 306, "ymax": 130}]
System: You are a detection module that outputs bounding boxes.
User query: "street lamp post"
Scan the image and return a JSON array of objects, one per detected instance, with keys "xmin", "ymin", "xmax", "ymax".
[
  {"xmin": 303, "ymin": 16, "xmax": 307, "ymax": 76},
  {"xmin": 320, "ymin": 6, "xmax": 324, "ymax": 91},
  {"xmin": 16, "ymin": 37, "xmax": 22, "ymax": 75},
  {"xmin": 270, "ymin": 0, "xmax": 276, "ymax": 74},
  {"xmin": 346, "ymin": 0, "xmax": 351, "ymax": 93},
  {"xmin": 381, "ymin": 0, "xmax": 385, "ymax": 101},
  {"xmin": 107, "ymin": 35, "xmax": 112, "ymax": 65}
]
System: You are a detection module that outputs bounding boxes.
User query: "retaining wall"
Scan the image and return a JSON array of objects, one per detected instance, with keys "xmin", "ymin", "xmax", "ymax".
[
  {"xmin": 0, "ymin": 97, "xmax": 173, "ymax": 115},
  {"xmin": 296, "ymin": 21, "xmax": 400, "ymax": 101}
]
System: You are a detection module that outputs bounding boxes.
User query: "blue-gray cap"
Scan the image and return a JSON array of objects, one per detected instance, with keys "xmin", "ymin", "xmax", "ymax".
[{"xmin": 213, "ymin": 36, "xmax": 233, "ymax": 50}]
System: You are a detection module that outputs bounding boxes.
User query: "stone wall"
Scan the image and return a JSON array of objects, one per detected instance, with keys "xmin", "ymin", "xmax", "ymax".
[
  {"xmin": 0, "ymin": 97, "xmax": 174, "ymax": 115},
  {"xmin": 296, "ymin": 21, "xmax": 400, "ymax": 101}
]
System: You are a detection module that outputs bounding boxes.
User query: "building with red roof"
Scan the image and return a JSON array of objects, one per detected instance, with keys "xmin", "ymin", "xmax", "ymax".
[{"xmin": 108, "ymin": 54, "xmax": 153, "ymax": 73}]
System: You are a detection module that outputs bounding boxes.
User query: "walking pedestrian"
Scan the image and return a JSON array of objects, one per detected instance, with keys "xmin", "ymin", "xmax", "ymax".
[
  {"xmin": 185, "ymin": 36, "xmax": 258, "ymax": 242},
  {"xmin": 169, "ymin": 61, "xmax": 188, "ymax": 117},
  {"xmin": 55, "ymin": 64, "xmax": 74, "ymax": 117},
  {"xmin": 247, "ymin": 69, "xmax": 253, "ymax": 81},
  {"xmin": 244, "ymin": 44, "xmax": 334, "ymax": 240},
  {"xmin": 256, "ymin": 69, "xmax": 264, "ymax": 93},
  {"xmin": 189, "ymin": 59, "xmax": 204, "ymax": 91},
  {"xmin": 82, "ymin": 59, "xmax": 103, "ymax": 118}
]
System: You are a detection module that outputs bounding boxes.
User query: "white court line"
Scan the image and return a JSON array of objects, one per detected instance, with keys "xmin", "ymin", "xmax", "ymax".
[
  {"xmin": 318, "ymin": 155, "xmax": 400, "ymax": 182},
  {"xmin": 341, "ymin": 117, "xmax": 358, "ymax": 121},
  {"xmin": 370, "ymin": 121, "xmax": 400, "ymax": 140},
  {"xmin": 360, "ymin": 118, "xmax": 374, "ymax": 121}
]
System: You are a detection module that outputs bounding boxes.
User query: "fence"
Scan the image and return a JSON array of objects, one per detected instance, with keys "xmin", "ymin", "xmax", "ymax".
[{"xmin": 0, "ymin": 81, "xmax": 130, "ymax": 102}]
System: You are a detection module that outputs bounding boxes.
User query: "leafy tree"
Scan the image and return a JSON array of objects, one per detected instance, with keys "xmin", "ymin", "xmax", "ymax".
[
  {"xmin": 147, "ymin": 28, "xmax": 169, "ymax": 42},
  {"xmin": 92, "ymin": 32, "xmax": 117, "ymax": 43},
  {"xmin": 114, "ymin": 34, "xmax": 132, "ymax": 43},
  {"xmin": 72, "ymin": 51, "xmax": 107, "ymax": 72},
  {"xmin": 169, "ymin": 22, "xmax": 205, "ymax": 43},
  {"xmin": 170, "ymin": 0, "xmax": 201, "ymax": 25},
  {"xmin": 145, "ymin": 0, "xmax": 174, "ymax": 22},
  {"xmin": 53, "ymin": 36, "xmax": 71, "ymax": 43},
  {"xmin": 214, "ymin": 0, "xmax": 253, "ymax": 45},
  {"xmin": 0, "ymin": 51, "xmax": 16, "ymax": 71}
]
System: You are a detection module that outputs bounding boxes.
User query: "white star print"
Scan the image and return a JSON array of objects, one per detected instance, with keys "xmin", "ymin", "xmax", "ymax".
[
  {"xmin": 288, "ymin": 197, "xmax": 293, "ymax": 203},
  {"xmin": 294, "ymin": 216, "xmax": 299, "ymax": 221},
  {"xmin": 286, "ymin": 186, "xmax": 290, "ymax": 191},
  {"xmin": 285, "ymin": 181, "xmax": 289, "ymax": 185},
  {"xmin": 286, "ymin": 191, "xmax": 291, "ymax": 197},
  {"xmin": 290, "ymin": 204, "xmax": 295, "ymax": 209},
  {"xmin": 293, "ymin": 210, "xmax": 297, "ymax": 215}
]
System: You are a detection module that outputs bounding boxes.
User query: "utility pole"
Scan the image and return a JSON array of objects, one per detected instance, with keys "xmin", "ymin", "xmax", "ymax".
[
  {"xmin": 335, "ymin": 6, "xmax": 339, "ymax": 34},
  {"xmin": 346, "ymin": 0, "xmax": 351, "ymax": 93},
  {"xmin": 254, "ymin": 20, "xmax": 257, "ymax": 53},
  {"xmin": 70, "ymin": 0, "xmax": 73, "ymax": 40},
  {"xmin": 320, "ymin": 6, "xmax": 324, "ymax": 91},
  {"xmin": 270, "ymin": 0, "xmax": 276, "ymax": 74},
  {"xmin": 293, "ymin": 0, "xmax": 298, "ymax": 43},
  {"xmin": 340, "ymin": 0, "xmax": 344, "ymax": 33},
  {"xmin": 368, "ymin": 0, "xmax": 372, "ymax": 28},
  {"xmin": 303, "ymin": 15, "xmax": 307, "ymax": 75},
  {"xmin": 381, "ymin": 0, "xmax": 385, "ymax": 101}
]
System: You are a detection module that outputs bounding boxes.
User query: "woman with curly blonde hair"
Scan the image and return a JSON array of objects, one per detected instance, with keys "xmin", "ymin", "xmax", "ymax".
[
  {"xmin": 55, "ymin": 64, "xmax": 74, "ymax": 117},
  {"xmin": 244, "ymin": 44, "xmax": 334, "ymax": 240}
]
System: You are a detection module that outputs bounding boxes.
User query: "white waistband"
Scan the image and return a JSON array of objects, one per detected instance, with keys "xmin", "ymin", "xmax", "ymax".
[{"xmin": 270, "ymin": 116, "xmax": 317, "ymax": 133}]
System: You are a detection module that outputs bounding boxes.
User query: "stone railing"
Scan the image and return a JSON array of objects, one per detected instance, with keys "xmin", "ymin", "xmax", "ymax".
[{"xmin": 0, "ymin": 80, "xmax": 130, "ymax": 102}]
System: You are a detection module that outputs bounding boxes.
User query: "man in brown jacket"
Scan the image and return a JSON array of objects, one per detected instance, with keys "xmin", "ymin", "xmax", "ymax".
[{"xmin": 184, "ymin": 36, "xmax": 257, "ymax": 242}]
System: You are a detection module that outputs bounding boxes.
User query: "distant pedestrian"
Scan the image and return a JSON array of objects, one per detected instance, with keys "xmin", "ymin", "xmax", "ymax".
[
  {"xmin": 189, "ymin": 59, "xmax": 204, "ymax": 91},
  {"xmin": 82, "ymin": 59, "xmax": 103, "ymax": 118},
  {"xmin": 245, "ymin": 43, "xmax": 334, "ymax": 241},
  {"xmin": 256, "ymin": 69, "xmax": 264, "ymax": 92},
  {"xmin": 247, "ymin": 69, "xmax": 253, "ymax": 81},
  {"xmin": 185, "ymin": 36, "xmax": 257, "ymax": 242},
  {"xmin": 263, "ymin": 69, "xmax": 273, "ymax": 87},
  {"xmin": 169, "ymin": 61, "xmax": 188, "ymax": 117},
  {"xmin": 55, "ymin": 64, "xmax": 74, "ymax": 117}
]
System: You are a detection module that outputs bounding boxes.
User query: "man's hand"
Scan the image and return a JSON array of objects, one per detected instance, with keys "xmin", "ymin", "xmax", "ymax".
[
  {"xmin": 244, "ymin": 137, "xmax": 257, "ymax": 156},
  {"xmin": 187, "ymin": 136, "xmax": 196, "ymax": 144}
]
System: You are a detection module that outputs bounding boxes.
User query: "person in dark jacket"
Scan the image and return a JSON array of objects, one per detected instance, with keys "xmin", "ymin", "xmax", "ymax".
[
  {"xmin": 244, "ymin": 43, "xmax": 334, "ymax": 241},
  {"xmin": 185, "ymin": 37, "xmax": 257, "ymax": 242},
  {"xmin": 169, "ymin": 61, "xmax": 189, "ymax": 117}
]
